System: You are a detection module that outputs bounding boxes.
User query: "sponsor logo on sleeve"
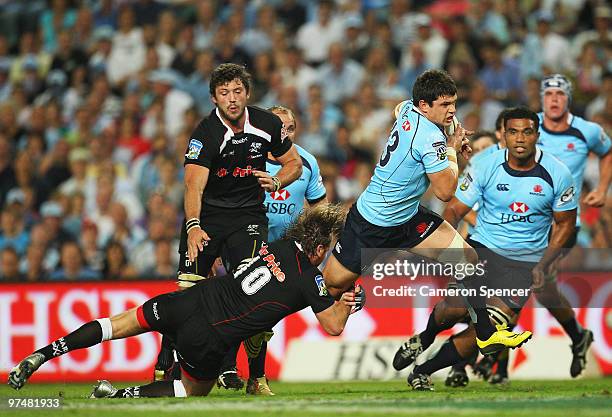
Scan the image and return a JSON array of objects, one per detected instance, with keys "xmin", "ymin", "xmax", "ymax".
[
  {"xmin": 436, "ymin": 146, "xmax": 447, "ymax": 160},
  {"xmin": 557, "ymin": 186, "xmax": 575, "ymax": 206},
  {"xmin": 186, "ymin": 139, "xmax": 203, "ymax": 159},
  {"xmin": 460, "ymin": 173, "xmax": 473, "ymax": 191},
  {"xmin": 314, "ymin": 274, "xmax": 328, "ymax": 297}
]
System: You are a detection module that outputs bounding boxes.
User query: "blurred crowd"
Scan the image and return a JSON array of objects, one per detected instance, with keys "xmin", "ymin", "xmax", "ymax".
[{"xmin": 0, "ymin": 0, "xmax": 610, "ymax": 281}]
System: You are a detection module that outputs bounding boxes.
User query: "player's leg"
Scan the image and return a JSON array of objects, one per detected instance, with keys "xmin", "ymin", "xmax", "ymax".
[
  {"xmin": 154, "ymin": 222, "xmax": 219, "ymax": 381},
  {"xmin": 216, "ymin": 218, "xmax": 269, "ymax": 390},
  {"xmin": 409, "ymin": 299, "xmax": 519, "ymax": 391},
  {"xmin": 535, "ymin": 272, "xmax": 593, "ymax": 377},
  {"xmin": 9, "ymin": 307, "xmax": 146, "ymax": 390},
  {"xmin": 323, "ymin": 205, "xmax": 368, "ymax": 298}
]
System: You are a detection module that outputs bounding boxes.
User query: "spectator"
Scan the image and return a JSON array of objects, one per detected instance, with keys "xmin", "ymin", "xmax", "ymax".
[
  {"xmin": 457, "ymin": 80, "xmax": 504, "ymax": 130},
  {"xmin": 49, "ymin": 240, "xmax": 100, "ymax": 280},
  {"xmin": 0, "ymin": 206, "xmax": 29, "ymax": 256},
  {"xmin": 148, "ymin": 69, "xmax": 194, "ymax": 141},
  {"xmin": 478, "ymin": 39, "xmax": 522, "ymax": 104},
  {"xmin": 107, "ymin": 5, "xmax": 145, "ymax": 86},
  {"xmin": 317, "ymin": 42, "xmax": 365, "ymax": 105},
  {"xmin": 295, "ymin": 0, "xmax": 344, "ymax": 67},
  {"xmin": 0, "ymin": 246, "xmax": 22, "ymax": 281},
  {"xmin": 19, "ymin": 243, "xmax": 48, "ymax": 281},
  {"xmin": 101, "ymin": 240, "xmax": 138, "ymax": 280}
]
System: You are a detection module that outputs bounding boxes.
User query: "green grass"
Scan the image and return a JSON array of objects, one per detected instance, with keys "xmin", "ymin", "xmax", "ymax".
[{"xmin": 0, "ymin": 379, "xmax": 610, "ymax": 417}]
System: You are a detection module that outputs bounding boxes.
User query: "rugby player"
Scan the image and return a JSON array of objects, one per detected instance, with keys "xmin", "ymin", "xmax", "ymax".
[
  {"xmin": 9, "ymin": 205, "xmax": 364, "ymax": 398},
  {"xmin": 402, "ymin": 106, "xmax": 578, "ymax": 391},
  {"xmin": 534, "ymin": 74, "xmax": 611, "ymax": 377},
  {"xmin": 322, "ymin": 70, "xmax": 532, "ymax": 362},
  {"xmin": 154, "ymin": 63, "xmax": 303, "ymax": 388},
  {"xmin": 241, "ymin": 105, "xmax": 327, "ymax": 396}
]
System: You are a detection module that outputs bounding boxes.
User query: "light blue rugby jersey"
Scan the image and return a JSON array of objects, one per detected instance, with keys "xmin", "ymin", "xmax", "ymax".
[
  {"xmin": 356, "ymin": 100, "xmax": 449, "ymax": 227},
  {"xmin": 455, "ymin": 148, "xmax": 577, "ymax": 262},
  {"xmin": 537, "ymin": 112, "xmax": 611, "ymax": 224},
  {"xmin": 265, "ymin": 144, "xmax": 326, "ymax": 242},
  {"xmin": 460, "ymin": 143, "xmax": 503, "ymax": 235}
]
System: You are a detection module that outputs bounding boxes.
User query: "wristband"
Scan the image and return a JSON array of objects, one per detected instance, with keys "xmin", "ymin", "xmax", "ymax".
[
  {"xmin": 272, "ymin": 176, "xmax": 282, "ymax": 192},
  {"xmin": 186, "ymin": 217, "xmax": 200, "ymax": 234},
  {"xmin": 446, "ymin": 147, "xmax": 457, "ymax": 158}
]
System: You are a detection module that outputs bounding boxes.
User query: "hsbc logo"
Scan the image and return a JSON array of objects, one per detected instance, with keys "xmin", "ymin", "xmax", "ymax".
[
  {"xmin": 271, "ymin": 190, "xmax": 291, "ymax": 201},
  {"xmin": 509, "ymin": 202, "xmax": 529, "ymax": 213}
]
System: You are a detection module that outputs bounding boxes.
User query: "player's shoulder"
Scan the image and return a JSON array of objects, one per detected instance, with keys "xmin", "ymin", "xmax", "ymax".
[
  {"xmin": 571, "ymin": 114, "xmax": 605, "ymax": 139},
  {"xmin": 470, "ymin": 148, "xmax": 506, "ymax": 173},
  {"xmin": 540, "ymin": 149, "xmax": 573, "ymax": 179},
  {"xmin": 294, "ymin": 144, "xmax": 319, "ymax": 173},
  {"xmin": 246, "ymin": 106, "xmax": 282, "ymax": 130}
]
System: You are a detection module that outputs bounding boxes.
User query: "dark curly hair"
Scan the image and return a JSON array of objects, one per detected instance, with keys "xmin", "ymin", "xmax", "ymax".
[
  {"xmin": 412, "ymin": 69, "xmax": 457, "ymax": 106},
  {"xmin": 209, "ymin": 63, "xmax": 252, "ymax": 96},
  {"xmin": 284, "ymin": 204, "xmax": 345, "ymax": 257}
]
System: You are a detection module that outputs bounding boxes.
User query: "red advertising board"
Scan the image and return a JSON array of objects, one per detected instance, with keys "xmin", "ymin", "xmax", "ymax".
[{"xmin": 0, "ymin": 273, "xmax": 610, "ymax": 382}]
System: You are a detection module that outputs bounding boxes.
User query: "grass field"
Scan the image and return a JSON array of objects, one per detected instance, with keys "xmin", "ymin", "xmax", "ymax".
[{"xmin": 1, "ymin": 379, "xmax": 610, "ymax": 417}]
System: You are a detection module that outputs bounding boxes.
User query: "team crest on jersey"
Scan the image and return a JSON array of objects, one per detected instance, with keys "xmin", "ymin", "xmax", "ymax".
[
  {"xmin": 271, "ymin": 190, "xmax": 291, "ymax": 201},
  {"xmin": 557, "ymin": 186, "xmax": 575, "ymax": 207},
  {"xmin": 566, "ymin": 142, "xmax": 575, "ymax": 152},
  {"xmin": 314, "ymin": 275, "xmax": 328, "ymax": 296},
  {"xmin": 186, "ymin": 139, "xmax": 203, "ymax": 159},
  {"xmin": 250, "ymin": 142, "xmax": 262, "ymax": 153},
  {"xmin": 530, "ymin": 184, "xmax": 545, "ymax": 196}
]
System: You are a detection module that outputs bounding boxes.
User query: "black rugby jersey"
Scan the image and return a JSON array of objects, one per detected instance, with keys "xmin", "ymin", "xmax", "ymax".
[
  {"xmin": 184, "ymin": 106, "xmax": 293, "ymax": 209},
  {"xmin": 194, "ymin": 239, "xmax": 335, "ymax": 344}
]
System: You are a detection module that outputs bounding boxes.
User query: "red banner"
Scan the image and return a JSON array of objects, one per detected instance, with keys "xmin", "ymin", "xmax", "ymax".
[{"xmin": 0, "ymin": 274, "xmax": 610, "ymax": 383}]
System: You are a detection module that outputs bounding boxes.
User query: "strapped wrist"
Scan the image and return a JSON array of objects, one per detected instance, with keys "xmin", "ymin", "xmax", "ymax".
[
  {"xmin": 272, "ymin": 176, "xmax": 282, "ymax": 192},
  {"xmin": 186, "ymin": 217, "xmax": 201, "ymax": 234}
]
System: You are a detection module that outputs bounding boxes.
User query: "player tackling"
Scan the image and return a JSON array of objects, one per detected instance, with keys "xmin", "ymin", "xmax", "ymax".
[{"xmin": 8, "ymin": 205, "xmax": 363, "ymax": 398}]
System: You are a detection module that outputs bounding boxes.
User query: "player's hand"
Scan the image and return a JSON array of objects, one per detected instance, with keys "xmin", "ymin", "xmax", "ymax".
[
  {"xmin": 583, "ymin": 189, "xmax": 606, "ymax": 207},
  {"xmin": 447, "ymin": 123, "xmax": 474, "ymax": 153},
  {"xmin": 187, "ymin": 227, "xmax": 210, "ymax": 262},
  {"xmin": 530, "ymin": 265, "xmax": 546, "ymax": 293},
  {"xmin": 340, "ymin": 284, "xmax": 366, "ymax": 314},
  {"xmin": 252, "ymin": 170, "xmax": 276, "ymax": 192},
  {"xmin": 460, "ymin": 137, "xmax": 472, "ymax": 160}
]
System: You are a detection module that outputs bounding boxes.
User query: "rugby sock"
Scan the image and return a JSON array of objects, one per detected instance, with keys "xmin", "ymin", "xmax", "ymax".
[
  {"xmin": 248, "ymin": 341, "xmax": 267, "ymax": 379},
  {"xmin": 495, "ymin": 348, "xmax": 509, "ymax": 377},
  {"xmin": 155, "ymin": 334, "xmax": 175, "ymax": 371},
  {"xmin": 413, "ymin": 339, "xmax": 463, "ymax": 376},
  {"xmin": 560, "ymin": 318, "xmax": 584, "ymax": 345},
  {"xmin": 464, "ymin": 274, "xmax": 496, "ymax": 340},
  {"xmin": 35, "ymin": 320, "xmax": 109, "ymax": 363},
  {"xmin": 220, "ymin": 343, "xmax": 240, "ymax": 372},
  {"xmin": 419, "ymin": 306, "xmax": 454, "ymax": 349},
  {"xmin": 112, "ymin": 380, "xmax": 187, "ymax": 398}
]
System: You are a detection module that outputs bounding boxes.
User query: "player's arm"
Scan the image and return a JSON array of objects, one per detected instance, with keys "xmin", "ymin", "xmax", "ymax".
[
  {"xmin": 443, "ymin": 197, "xmax": 472, "ymax": 228},
  {"xmin": 427, "ymin": 124, "xmax": 472, "ymax": 202},
  {"xmin": 532, "ymin": 209, "xmax": 576, "ymax": 291},
  {"xmin": 315, "ymin": 297, "xmax": 352, "ymax": 336},
  {"xmin": 584, "ymin": 148, "xmax": 612, "ymax": 207},
  {"xmin": 184, "ymin": 164, "xmax": 211, "ymax": 262}
]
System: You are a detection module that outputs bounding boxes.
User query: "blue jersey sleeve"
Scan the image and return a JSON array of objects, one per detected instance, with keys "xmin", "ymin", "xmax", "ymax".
[
  {"xmin": 553, "ymin": 164, "xmax": 578, "ymax": 212},
  {"xmin": 585, "ymin": 123, "xmax": 611, "ymax": 156},
  {"xmin": 413, "ymin": 129, "xmax": 449, "ymax": 174},
  {"xmin": 303, "ymin": 153, "xmax": 327, "ymax": 203},
  {"xmin": 455, "ymin": 167, "xmax": 482, "ymax": 208}
]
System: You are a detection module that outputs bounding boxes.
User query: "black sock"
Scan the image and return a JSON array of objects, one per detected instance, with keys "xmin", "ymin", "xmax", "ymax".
[
  {"xmin": 220, "ymin": 342, "xmax": 240, "ymax": 372},
  {"xmin": 248, "ymin": 341, "xmax": 267, "ymax": 379},
  {"xmin": 495, "ymin": 349, "xmax": 509, "ymax": 377},
  {"xmin": 419, "ymin": 307, "xmax": 453, "ymax": 349},
  {"xmin": 560, "ymin": 318, "xmax": 584, "ymax": 345},
  {"xmin": 155, "ymin": 334, "xmax": 175, "ymax": 370},
  {"xmin": 452, "ymin": 358, "xmax": 469, "ymax": 371},
  {"xmin": 35, "ymin": 321, "xmax": 103, "ymax": 363},
  {"xmin": 414, "ymin": 339, "xmax": 463, "ymax": 376},
  {"xmin": 464, "ymin": 275, "xmax": 495, "ymax": 340},
  {"xmin": 112, "ymin": 381, "xmax": 177, "ymax": 398}
]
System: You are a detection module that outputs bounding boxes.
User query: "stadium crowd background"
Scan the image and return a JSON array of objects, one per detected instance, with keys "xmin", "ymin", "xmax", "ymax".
[{"xmin": 0, "ymin": 0, "xmax": 610, "ymax": 281}]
